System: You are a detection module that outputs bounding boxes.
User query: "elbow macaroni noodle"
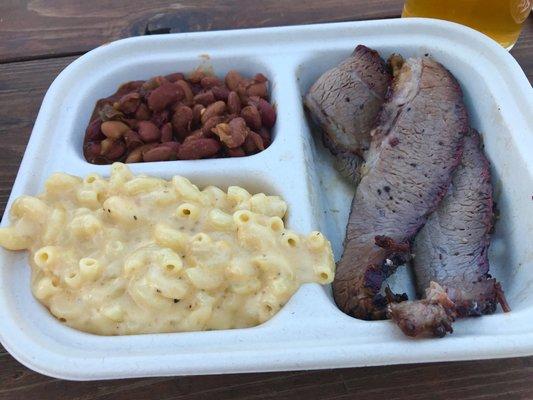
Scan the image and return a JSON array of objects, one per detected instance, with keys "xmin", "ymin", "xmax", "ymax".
[{"xmin": 0, "ymin": 163, "xmax": 335, "ymax": 335}]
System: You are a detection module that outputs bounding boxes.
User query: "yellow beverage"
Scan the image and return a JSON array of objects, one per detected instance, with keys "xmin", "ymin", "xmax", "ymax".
[{"xmin": 402, "ymin": 0, "xmax": 532, "ymax": 49}]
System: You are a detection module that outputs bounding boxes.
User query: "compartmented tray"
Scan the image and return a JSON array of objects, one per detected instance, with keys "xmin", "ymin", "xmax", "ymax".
[{"xmin": 0, "ymin": 18, "xmax": 532, "ymax": 380}]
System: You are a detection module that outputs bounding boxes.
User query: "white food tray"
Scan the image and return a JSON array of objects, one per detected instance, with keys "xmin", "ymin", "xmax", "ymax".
[{"xmin": 1, "ymin": 18, "xmax": 532, "ymax": 380}]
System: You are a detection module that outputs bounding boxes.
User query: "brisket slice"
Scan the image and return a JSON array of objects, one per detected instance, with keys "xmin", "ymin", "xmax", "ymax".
[
  {"xmin": 304, "ymin": 45, "xmax": 391, "ymax": 184},
  {"xmin": 388, "ymin": 130, "xmax": 510, "ymax": 337},
  {"xmin": 332, "ymin": 57, "xmax": 468, "ymax": 320}
]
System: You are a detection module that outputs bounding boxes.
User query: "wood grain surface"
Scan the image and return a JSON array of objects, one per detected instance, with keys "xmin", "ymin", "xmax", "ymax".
[
  {"xmin": 0, "ymin": 1, "xmax": 532, "ymax": 399},
  {"xmin": 0, "ymin": 0, "xmax": 407, "ymax": 62}
]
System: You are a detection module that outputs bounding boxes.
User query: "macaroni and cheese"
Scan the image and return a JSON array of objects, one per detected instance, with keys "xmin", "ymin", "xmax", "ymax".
[{"xmin": 0, "ymin": 163, "xmax": 335, "ymax": 335}]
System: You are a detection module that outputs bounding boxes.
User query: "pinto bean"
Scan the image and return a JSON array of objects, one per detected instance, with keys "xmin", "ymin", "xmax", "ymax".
[
  {"xmin": 143, "ymin": 145, "xmax": 176, "ymax": 162},
  {"xmin": 177, "ymin": 138, "xmax": 221, "ymax": 160},
  {"xmin": 101, "ymin": 121, "xmax": 130, "ymax": 140},
  {"xmin": 137, "ymin": 121, "xmax": 161, "ymax": 142}
]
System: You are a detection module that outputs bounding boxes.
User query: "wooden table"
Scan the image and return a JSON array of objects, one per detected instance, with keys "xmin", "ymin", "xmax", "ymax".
[{"xmin": 0, "ymin": 1, "xmax": 532, "ymax": 398}]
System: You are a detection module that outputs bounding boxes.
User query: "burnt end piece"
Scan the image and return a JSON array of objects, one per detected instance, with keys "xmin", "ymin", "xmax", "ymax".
[
  {"xmin": 304, "ymin": 45, "xmax": 391, "ymax": 184},
  {"xmin": 388, "ymin": 282, "xmax": 456, "ymax": 338},
  {"xmin": 332, "ymin": 57, "xmax": 468, "ymax": 320},
  {"xmin": 389, "ymin": 130, "xmax": 509, "ymax": 337}
]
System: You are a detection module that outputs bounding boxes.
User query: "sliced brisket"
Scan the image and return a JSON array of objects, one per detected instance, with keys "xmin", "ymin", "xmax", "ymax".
[
  {"xmin": 304, "ymin": 45, "xmax": 391, "ymax": 184},
  {"xmin": 389, "ymin": 130, "xmax": 509, "ymax": 337},
  {"xmin": 332, "ymin": 57, "xmax": 468, "ymax": 320}
]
